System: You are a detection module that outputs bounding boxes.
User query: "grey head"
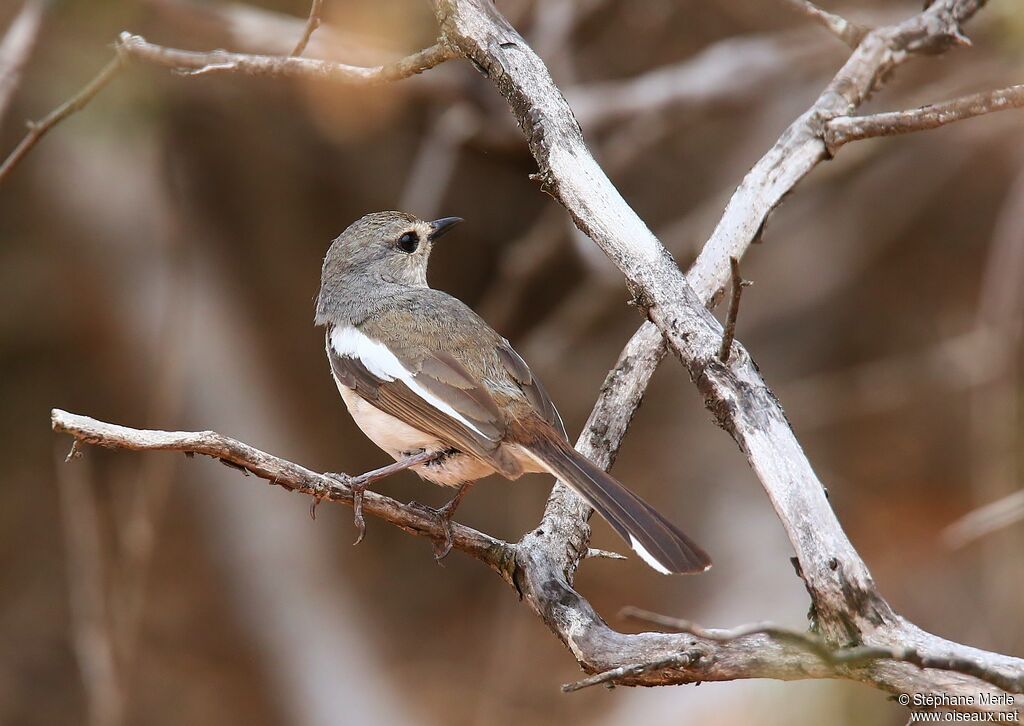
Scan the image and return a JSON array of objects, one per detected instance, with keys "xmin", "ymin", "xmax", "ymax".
[{"xmin": 315, "ymin": 210, "xmax": 462, "ymax": 325}]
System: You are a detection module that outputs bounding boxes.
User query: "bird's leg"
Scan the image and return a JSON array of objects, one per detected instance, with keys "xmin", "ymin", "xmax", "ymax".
[
  {"xmin": 325, "ymin": 449, "xmax": 443, "ymax": 544},
  {"xmin": 420, "ymin": 481, "xmax": 473, "ymax": 562}
]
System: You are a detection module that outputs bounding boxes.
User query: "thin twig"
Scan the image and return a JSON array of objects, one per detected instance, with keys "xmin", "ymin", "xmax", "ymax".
[
  {"xmin": 117, "ymin": 32, "xmax": 455, "ymax": 83},
  {"xmin": 585, "ymin": 547, "xmax": 627, "ymax": 561},
  {"xmin": 290, "ymin": 0, "xmax": 324, "ymax": 57},
  {"xmin": 0, "ymin": 55, "xmax": 122, "ymax": 184},
  {"xmin": 826, "ymin": 83, "xmax": 1024, "ymax": 153},
  {"xmin": 780, "ymin": 0, "xmax": 868, "ymax": 48},
  {"xmin": 718, "ymin": 256, "xmax": 750, "ymax": 363},
  {"xmin": 562, "ymin": 654, "xmax": 693, "ymax": 692}
]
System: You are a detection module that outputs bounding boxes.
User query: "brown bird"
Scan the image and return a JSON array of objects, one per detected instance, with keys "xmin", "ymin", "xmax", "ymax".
[{"xmin": 315, "ymin": 211, "xmax": 711, "ymax": 575}]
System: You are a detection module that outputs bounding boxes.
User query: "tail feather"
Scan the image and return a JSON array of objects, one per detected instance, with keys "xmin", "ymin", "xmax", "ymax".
[{"xmin": 524, "ymin": 437, "xmax": 711, "ymax": 575}]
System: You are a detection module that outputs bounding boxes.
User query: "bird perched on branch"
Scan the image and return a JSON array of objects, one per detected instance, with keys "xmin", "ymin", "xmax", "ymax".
[{"xmin": 315, "ymin": 211, "xmax": 711, "ymax": 575}]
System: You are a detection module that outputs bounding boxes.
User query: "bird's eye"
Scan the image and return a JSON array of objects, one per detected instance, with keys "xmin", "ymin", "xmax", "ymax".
[{"xmin": 397, "ymin": 231, "xmax": 419, "ymax": 253}]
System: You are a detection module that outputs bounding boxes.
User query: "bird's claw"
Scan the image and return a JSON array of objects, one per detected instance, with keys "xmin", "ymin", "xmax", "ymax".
[
  {"xmin": 325, "ymin": 472, "xmax": 368, "ymax": 545},
  {"xmin": 409, "ymin": 499, "xmax": 458, "ymax": 564},
  {"xmin": 351, "ymin": 480, "xmax": 368, "ymax": 545}
]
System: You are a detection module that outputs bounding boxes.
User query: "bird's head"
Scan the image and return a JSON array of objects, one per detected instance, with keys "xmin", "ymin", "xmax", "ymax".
[{"xmin": 316, "ymin": 210, "xmax": 462, "ymax": 319}]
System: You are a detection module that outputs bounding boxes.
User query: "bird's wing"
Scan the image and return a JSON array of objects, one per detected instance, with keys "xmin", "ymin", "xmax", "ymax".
[
  {"xmin": 326, "ymin": 325, "xmax": 519, "ymax": 473},
  {"xmin": 494, "ymin": 341, "xmax": 567, "ymax": 439}
]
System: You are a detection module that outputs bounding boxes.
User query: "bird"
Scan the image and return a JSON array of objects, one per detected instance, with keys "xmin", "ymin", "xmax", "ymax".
[{"xmin": 315, "ymin": 211, "xmax": 711, "ymax": 575}]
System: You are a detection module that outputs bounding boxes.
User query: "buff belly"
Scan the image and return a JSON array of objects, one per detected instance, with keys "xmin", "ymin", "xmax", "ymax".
[{"xmin": 337, "ymin": 385, "xmax": 541, "ymax": 487}]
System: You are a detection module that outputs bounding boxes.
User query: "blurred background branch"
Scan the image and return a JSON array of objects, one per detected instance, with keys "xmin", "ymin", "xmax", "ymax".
[{"xmin": 0, "ymin": 0, "xmax": 44, "ymax": 124}]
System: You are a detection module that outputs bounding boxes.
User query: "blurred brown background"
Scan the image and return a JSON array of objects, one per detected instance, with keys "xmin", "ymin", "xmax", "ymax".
[{"xmin": 1, "ymin": 0, "xmax": 1022, "ymax": 724}]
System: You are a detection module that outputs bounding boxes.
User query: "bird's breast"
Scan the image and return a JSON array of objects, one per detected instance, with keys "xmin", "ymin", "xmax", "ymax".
[
  {"xmin": 336, "ymin": 383, "xmax": 500, "ymax": 487},
  {"xmin": 338, "ymin": 385, "xmax": 438, "ymax": 456}
]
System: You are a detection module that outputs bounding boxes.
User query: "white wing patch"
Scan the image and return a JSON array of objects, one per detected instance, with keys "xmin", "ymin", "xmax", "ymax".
[
  {"xmin": 330, "ymin": 325, "xmax": 402, "ymax": 381},
  {"xmin": 329, "ymin": 325, "xmax": 495, "ymax": 440}
]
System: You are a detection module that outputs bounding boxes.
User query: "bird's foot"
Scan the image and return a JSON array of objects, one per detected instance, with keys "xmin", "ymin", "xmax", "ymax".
[
  {"xmin": 350, "ymin": 479, "xmax": 370, "ymax": 545},
  {"xmin": 325, "ymin": 472, "xmax": 370, "ymax": 545},
  {"xmin": 411, "ymin": 482, "xmax": 472, "ymax": 564}
]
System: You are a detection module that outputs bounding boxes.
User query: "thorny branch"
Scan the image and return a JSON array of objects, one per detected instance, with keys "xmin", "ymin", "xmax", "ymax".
[{"xmin": 41, "ymin": 0, "xmax": 1024, "ymax": 713}]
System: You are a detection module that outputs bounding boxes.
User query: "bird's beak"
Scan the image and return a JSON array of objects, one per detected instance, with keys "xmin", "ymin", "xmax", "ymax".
[{"xmin": 428, "ymin": 216, "xmax": 463, "ymax": 241}]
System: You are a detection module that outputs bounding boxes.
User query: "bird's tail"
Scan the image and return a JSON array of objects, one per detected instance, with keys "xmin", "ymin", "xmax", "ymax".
[{"xmin": 523, "ymin": 437, "xmax": 711, "ymax": 575}]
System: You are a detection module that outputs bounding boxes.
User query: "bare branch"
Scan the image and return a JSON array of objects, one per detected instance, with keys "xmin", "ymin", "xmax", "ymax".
[
  {"xmin": 430, "ymin": 0, "xmax": 1024, "ymax": 707},
  {"xmin": 116, "ymin": 32, "xmax": 455, "ymax": 83},
  {"xmin": 50, "ymin": 411, "xmax": 885, "ymax": 693},
  {"xmin": 0, "ymin": 0, "xmax": 45, "ymax": 124},
  {"xmin": 0, "ymin": 7, "xmax": 456, "ymax": 184},
  {"xmin": 50, "ymin": 409, "xmax": 515, "ymax": 580},
  {"xmin": 826, "ymin": 83, "xmax": 1024, "ymax": 153},
  {"xmin": 620, "ymin": 607, "xmax": 1024, "ymax": 693},
  {"xmin": 688, "ymin": 0, "xmax": 989, "ymax": 309},
  {"xmin": 718, "ymin": 256, "xmax": 750, "ymax": 363},
  {"xmin": 780, "ymin": 0, "xmax": 868, "ymax": 48},
  {"xmin": 290, "ymin": 0, "xmax": 324, "ymax": 57},
  {"xmin": 52, "ymin": 377, "xmax": 1024, "ymax": 705},
  {"xmin": 0, "ymin": 56, "xmax": 122, "ymax": 185}
]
